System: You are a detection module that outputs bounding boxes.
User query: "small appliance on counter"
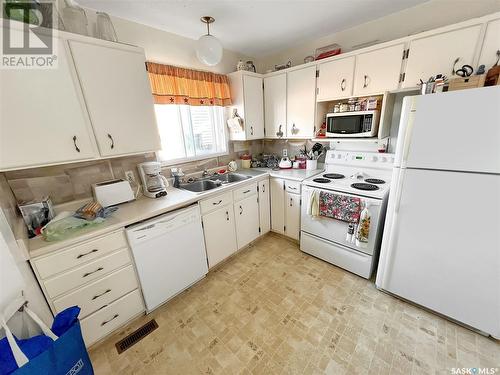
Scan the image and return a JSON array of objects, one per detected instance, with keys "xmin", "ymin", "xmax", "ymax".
[
  {"xmin": 278, "ymin": 149, "xmax": 292, "ymax": 169},
  {"xmin": 92, "ymin": 179, "xmax": 135, "ymax": 207},
  {"xmin": 138, "ymin": 162, "xmax": 169, "ymax": 198}
]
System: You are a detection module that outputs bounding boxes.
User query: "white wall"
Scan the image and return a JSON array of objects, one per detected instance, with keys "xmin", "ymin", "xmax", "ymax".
[
  {"xmin": 62, "ymin": 2, "xmax": 254, "ymax": 74},
  {"xmin": 257, "ymin": 0, "xmax": 500, "ymax": 72}
]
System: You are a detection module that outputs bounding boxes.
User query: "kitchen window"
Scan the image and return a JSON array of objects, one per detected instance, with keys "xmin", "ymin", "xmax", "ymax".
[{"xmin": 155, "ymin": 104, "xmax": 227, "ymax": 164}]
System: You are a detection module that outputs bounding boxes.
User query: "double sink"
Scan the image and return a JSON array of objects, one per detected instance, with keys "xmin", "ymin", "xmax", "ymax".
[{"xmin": 179, "ymin": 173, "xmax": 251, "ymax": 193}]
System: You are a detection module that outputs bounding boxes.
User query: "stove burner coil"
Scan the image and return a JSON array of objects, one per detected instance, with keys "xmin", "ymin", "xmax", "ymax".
[
  {"xmin": 364, "ymin": 178, "xmax": 385, "ymax": 184},
  {"xmin": 313, "ymin": 178, "xmax": 331, "ymax": 183},
  {"xmin": 351, "ymin": 183, "xmax": 379, "ymax": 191},
  {"xmin": 323, "ymin": 173, "xmax": 345, "ymax": 179}
]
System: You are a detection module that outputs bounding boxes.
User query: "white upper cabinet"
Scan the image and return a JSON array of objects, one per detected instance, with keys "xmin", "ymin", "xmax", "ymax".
[
  {"xmin": 317, "ymin": 56, "xmax": 355, "ymax": 101},
  {"xmin": 402, "ymin": 25, "xmax": 482, "ymax": 88},
  {"xmin": 286, "ymin": 66, "xmax": 316, "ymax": 138},
  {"xmin": 478, "ymin": 18, "xmax": 500, "ymax": 70},
  {"xmin": 68, "ymin": 41, "xmax": 161, "ymax": 157},
  {"xmin": 0, "ymin": 34, "xmax": 97, "ymax": 170},
  {"xmin": 264, "ymin": 74, "xmax": 287, "ymax": 138},
  {"xmin": 227, "ymin": 71, "xmax": 264, "ymax": 141},
  {"xmin": 354, "ymin": 43, "xmax": 405, "ymax": 96}
]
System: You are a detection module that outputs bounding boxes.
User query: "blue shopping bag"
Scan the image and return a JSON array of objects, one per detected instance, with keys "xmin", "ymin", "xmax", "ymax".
[{"xmin": 0, "ymin": 306, "xmax": 94, "ymax": 375}]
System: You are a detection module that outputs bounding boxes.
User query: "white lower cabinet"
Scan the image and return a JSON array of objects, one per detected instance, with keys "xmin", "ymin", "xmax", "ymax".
[
  {"xmin": 258, "ymin": 179, "xmax": 271, "ymax": 234},
  {"xmin": 30, "ymin": 230, "xmax": 144, "ymax": 348},
  {"xmin": 202, "ymin": 203, "xmax": 238, "ymax": 268},
  {"xmin": 81, "ymin": 289, "xmax": 144, "ymax": 346},
  {"xmin": 270, "ymin": 177, "xmax": 301, "ymax": 240},
  {"xmin": 201, "ymin": 179, "xmax": 268, "ymax": 268},
  {"xmin": 285, "ymin": 191, "xmax": 301, "ymax": 240},
  {"xmin": 234, "ymin": 194, "xmax": 260, "ymax": 249},
  {"xmin": 270, "ymin": 178, "xmax": 285, "ymax": 234}
]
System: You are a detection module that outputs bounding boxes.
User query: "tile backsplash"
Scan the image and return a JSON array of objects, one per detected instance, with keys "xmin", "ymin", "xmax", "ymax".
[{"xmin": 2, "ymin": 140, "xmax": 264, "ymax": 207}]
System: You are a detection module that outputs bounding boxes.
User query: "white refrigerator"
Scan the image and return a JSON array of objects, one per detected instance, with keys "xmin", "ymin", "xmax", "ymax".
[{"xmin": 376, "ymin": 86, "xmax": 500, "ymax": 339}]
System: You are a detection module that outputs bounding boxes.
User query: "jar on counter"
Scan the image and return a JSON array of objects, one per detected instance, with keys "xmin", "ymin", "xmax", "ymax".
[
  {"xmin": 333, "ymin": 103, "xmax": 340, "ymax": 113},
  {"xmin": 354, "ymin": 102, "xmax": 361, "ymax": 111},
  {"xmin": 348, "ymin": 97, "xmax": 357, "ymax": 112},
  {"xmin": 340, "ymin": 103, "xmax": 349, "ymax": 112}
]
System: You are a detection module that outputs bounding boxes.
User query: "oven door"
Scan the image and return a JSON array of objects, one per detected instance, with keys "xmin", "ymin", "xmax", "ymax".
[{"xmin": 301, "ymin": 185, "xmax": 384, "ymax": 255}]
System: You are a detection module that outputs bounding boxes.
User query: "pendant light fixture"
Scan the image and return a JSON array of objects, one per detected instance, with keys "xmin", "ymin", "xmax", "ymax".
[{"xmin": 196, "ymin": 16, "xmax": 223, "ymax": 66}]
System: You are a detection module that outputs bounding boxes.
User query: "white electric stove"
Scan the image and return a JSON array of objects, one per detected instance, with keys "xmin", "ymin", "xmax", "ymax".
[{"xmin": 300, "ymin": 150, "xmax": 394, "ymax": 278}]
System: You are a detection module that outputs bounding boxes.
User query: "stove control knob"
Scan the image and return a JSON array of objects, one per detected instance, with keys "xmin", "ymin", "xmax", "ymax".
[
  {"xmin": 381, "ymin": 156, "xmax": 387, "ymax": 162},
  {"xmin": 371, "ymin": 156, "xmax": 378, "ymax": 162},
  {"xmin": 337, "ymin": 154, "xmax": 342, "ymax": 159}
]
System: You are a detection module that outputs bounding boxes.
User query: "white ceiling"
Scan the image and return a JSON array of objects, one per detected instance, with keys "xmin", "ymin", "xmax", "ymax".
[{"xmin": 77, "ymin": 0, "xmax": 429, "ymax": 58}]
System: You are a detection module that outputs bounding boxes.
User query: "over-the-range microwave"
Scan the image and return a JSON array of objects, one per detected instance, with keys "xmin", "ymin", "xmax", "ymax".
[{"xmin": 326, "ymin": 110, "xmax": 379, "ymax": 138}]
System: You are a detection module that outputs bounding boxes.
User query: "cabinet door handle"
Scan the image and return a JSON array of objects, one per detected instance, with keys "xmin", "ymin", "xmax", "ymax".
[
  {"xmin": 83, "ymin": 267, "xmax": 103, "ymax": 278},
  {"xmin": 243, "ymin": 189, "xmax": 251, "ymax": 194},
  {"xmin": 92, "ymin": 289, "xmax": 111, "ymax": 301},
  {"xmin": 276, "ymin": 124, "xmax": 283, "ymax": 138},
  {"xmin": 290, "ymin": 197, "xmax": 293, "ymax": 206},
  {"xmin": 341, "ymin": 78, "xmax": 346, "ymax": 91},
  {"xmin": 287, "ymin": 186, "xmax": 297, "ymax": 190},
  {"xmin": 107, "ymin": 133, "xmax": 114, "ymax": 149},
  {"xmin": 212, "ymin": 200, "xmax": 222, "ymax": 206},
  {"xmin": 76, "ymin": 249, "xmax": 98, "ymax": 259},
  {"xmin": 363, "ymin": 75, "xmax": 369, "ymax": 88},
  {"xmin": 226, "ymin": 210, "xmax": 229, "ymax": 221},
  {"xmin": 451, "ymin": 57, "xmax": 460, "ymax": 75},
  {"xmin": 239, "ymin": 205, "xmax": 243, "ymax": 215},
  {"xmin": 291, "ymin": 123, "xmax": 299, "ymax": 135},
  {"xmin": 250, "ymin": 126, "xmax": 254, "ymax": 135},
  {"xmin": 262, "ymin": 184, "xmax": 265, "ymax": 193},
  {"xmin": 101, "ymin": 314, "xmax": 119, "ymax": 326},
  {"xmin": 72, "ymin": 136, "xmax": 80, "ymax": 153}
]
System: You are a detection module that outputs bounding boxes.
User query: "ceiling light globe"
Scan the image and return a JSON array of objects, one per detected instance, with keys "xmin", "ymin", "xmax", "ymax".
[{"xmin": 196, "ymin": 34, "xmax": 223, "ymax": 66}]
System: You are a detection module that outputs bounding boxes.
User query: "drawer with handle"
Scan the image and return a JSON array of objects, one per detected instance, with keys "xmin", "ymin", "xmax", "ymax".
[
  {"xmin": 33, "ymin": 230, "xmax": 128, "ymax": 279},
  {"xmin": 285, "ymin": 180, "xmax": 301, "ymax": 194},
  {"xmin": 199, "ymin": 191, "xmax": 233, "ymax": 215},
  {"xmin": 43, "ymin": 248, "xmax": 131, "ymax": 298},
  {"xmin": 81, "ymin": 289, "xmax": 144, "ymax": 347},
  {"xmin": 233, "ymin": 182, "xmax": 257, "ymax": 202},
  {"xmin": 52, "ymin": 265, "xmax": 138, "ymax": 318}
]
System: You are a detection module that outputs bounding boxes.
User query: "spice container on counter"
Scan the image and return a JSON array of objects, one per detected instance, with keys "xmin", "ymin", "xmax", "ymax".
[
  {"xmin": 333, "ymin": 103, "xmax": 340, "ymax": 113},
  {"xmin": 354, "ymin": 101, "xmax": 361, "ymax": 111},
  {"xmin": 340, "ymin": 102, "xmax": 349, "ymax": 112}
]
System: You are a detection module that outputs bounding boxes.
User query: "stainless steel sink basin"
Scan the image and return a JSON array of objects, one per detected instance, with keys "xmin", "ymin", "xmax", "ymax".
[
  {"xmin": 179, "ymin": 179, "xmax": 220, "ymax": 193},
  {"xmin": 210, "ymin": 173, "xmax": 251, "ymax": 183}
]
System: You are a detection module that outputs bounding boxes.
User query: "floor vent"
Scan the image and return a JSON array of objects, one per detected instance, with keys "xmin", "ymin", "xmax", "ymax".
[{"xmin": 115, "ymin": 319, "xmax": 158, "ymax": 354}]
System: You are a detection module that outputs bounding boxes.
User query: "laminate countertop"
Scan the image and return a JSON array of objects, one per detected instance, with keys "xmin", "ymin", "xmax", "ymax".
[{"xmin": 24, "ymin": 167, "xmax": 323, "ymax": 259}]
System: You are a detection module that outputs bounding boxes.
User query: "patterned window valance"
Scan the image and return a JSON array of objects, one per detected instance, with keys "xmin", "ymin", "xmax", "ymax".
[{"xmin": 146, "ymin": 62, "xmax": 232, "ymax": 106}]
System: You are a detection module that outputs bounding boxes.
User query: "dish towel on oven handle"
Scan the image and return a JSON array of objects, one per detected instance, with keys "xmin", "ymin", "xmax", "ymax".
[
  {"xmin": 318, "ymin": 191, "xmax": 361, "ymax": 223},
  {"xmin": 355, "ymin": 203, "xmax": 371, "ymax": 248},
  {"xmin": 307, "ymin": 189, "xmax": 320, "ymax": 217}
]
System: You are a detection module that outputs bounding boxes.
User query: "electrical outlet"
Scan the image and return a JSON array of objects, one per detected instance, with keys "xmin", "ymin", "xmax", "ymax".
[{"xmin": 125, "ymin": 170, "xmax": 135, "ymax": 184}]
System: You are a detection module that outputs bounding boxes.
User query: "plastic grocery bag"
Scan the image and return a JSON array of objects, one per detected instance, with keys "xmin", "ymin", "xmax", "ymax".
[{"xmin": 0, "ymin": 306, "xmax": 93, "ymax": 375}]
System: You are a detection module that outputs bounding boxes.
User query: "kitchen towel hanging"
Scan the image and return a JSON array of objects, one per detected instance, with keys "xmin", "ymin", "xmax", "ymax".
[
  {"xmin": 146, "ymin": 62, "xmax": 232, "ymax": 106},
  {"xmin": 355, "ymin": 204, "xmax": 371, "ymax": 247},
  {"xmin": 319, "ymin": 191, "xmax": 361, "ymax": 223},
  {"xmin": 307, "ymin": 189, "xmax": 320, "ymax": 217}
]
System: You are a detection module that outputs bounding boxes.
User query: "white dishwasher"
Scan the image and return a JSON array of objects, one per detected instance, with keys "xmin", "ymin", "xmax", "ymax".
[{"xmin": 126, "ymin": 204, "xmax": 208, "ymax": 312}]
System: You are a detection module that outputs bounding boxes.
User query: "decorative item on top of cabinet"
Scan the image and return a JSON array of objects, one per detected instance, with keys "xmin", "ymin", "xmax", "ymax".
[
  {"xmin": 402, "ymin": 24, "xmax": 482, "ymax": 89},
  {"xmin": 286, "ymin": 66, "xmax": 317, "ymax": 138},
  {"xmin": 68, "ymin": 41, "xmax": 161, "ymax": 157},
  {"xmin": 0, "ymin": 31, "xmax": 98, "ymax": 171},
  {"xmin": 227, "ymin": 71, "xmax": 264, "ymax": 141},
  {"xmin": 353, "ymin": 43, "xmax": 405, "ymax": 96}
]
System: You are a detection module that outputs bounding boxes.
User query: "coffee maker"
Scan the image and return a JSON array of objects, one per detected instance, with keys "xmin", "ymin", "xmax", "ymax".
[{"xmin": 137, "ymin": 162, "xmax": 169, "ymax": 198}]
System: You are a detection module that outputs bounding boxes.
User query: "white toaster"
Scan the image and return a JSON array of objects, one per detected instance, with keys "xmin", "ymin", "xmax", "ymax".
[{"xmin": 92, "ymin": 179, "xmax": 135, "ymax": 207}]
